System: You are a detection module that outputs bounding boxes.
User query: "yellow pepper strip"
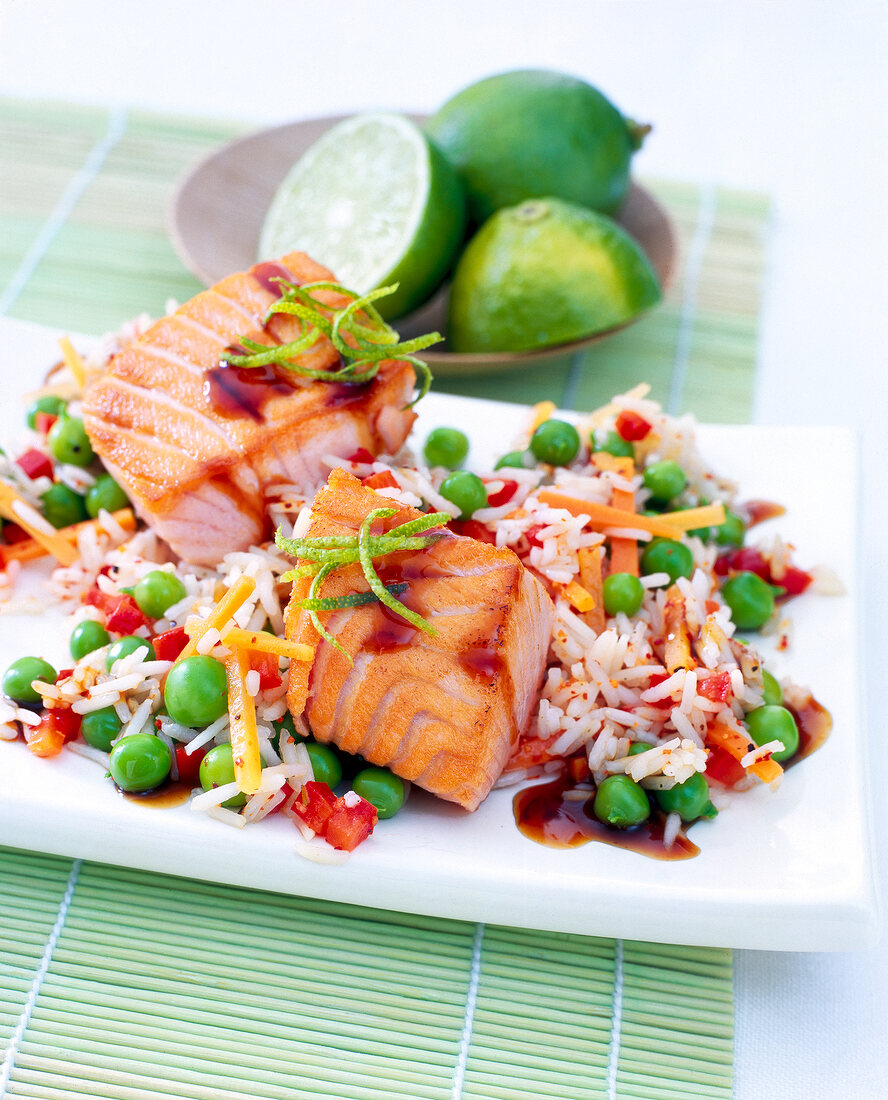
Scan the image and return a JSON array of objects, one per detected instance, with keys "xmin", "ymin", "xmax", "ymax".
[
  {"xmin": 563, "ymin": 580, "xmax": 596, "ymax": 614},
  {"xmin": 175, "ymin": 575, "xmax": 256, "ymax": 663},
  {"xmin": 529, "ymin": 400, "xmax": 557, "ymax": 432},
  {"xmin": 658, "ymin": 503, "xmax": 727, "ymax": 532},
  {"xmin": 219, "ymin": 627, "xmax": 313, "ymax": 664},
  {"xmin": 58, "ymin": 336, "xmax": 87, "ymax": 391},
  {"xmin": 224, "ymin": 646, "xmax": 261, "ymax": 795},
  {"xmin": 0, "ymin": 483, "xmax": 79, "ymax": 566}
]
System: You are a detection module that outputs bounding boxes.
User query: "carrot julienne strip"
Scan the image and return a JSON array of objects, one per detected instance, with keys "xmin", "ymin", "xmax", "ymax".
[
  {"xmin": 0, "ymin": 508, "xmax": 136, "ymax": 566},
  {"xmin": 217, "ymin": 627, "xmax": 314, "ymax": 664},
  {"xmin": 58, "ymin": 336, "xmax": 87, "ymax": 391},
  {"xmin": 175, "ymin": 575, "xmax": 257, "ymax": 663},
  {"xmin": 536, "ymin": 490, "xmax": 682, "ymax": 538},
  {"xmin": 225, "ymin": 647, "xmax": 261, "ymax": 795}
]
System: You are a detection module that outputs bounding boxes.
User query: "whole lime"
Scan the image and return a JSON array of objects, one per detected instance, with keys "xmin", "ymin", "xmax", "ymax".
[
  {"xmin": 447, "ymin": 197, "xmax": 661, "ymax": 353},
  {"xmin": 426, "ymin": 69, "xmax": 648, "ymax": 224},
  {"xmin": 259, "ymin": 112, "xmax": 466, "ymax": 319}
]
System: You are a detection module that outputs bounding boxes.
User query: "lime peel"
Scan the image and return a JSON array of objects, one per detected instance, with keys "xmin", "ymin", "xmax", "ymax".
[{"xmin": 225, "ymin": 279, "xmax": 439, "ymax": 407}]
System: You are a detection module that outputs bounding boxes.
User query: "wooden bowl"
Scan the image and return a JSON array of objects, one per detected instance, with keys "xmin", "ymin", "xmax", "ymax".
[{"xmin": 170, "ymin": 115, "xmax": 677, "ymax": 377}]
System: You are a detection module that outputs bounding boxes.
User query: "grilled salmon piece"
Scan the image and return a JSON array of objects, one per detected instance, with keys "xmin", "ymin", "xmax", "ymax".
[
  {"xmin": 284, "ymin": 468, "xmax": 555, "ymax": 811},
  {"xmin": 81, "ymin": 253, "xmax": 417, "ymax": 566}
]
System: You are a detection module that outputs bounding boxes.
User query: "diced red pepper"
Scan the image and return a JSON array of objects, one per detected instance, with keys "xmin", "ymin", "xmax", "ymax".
[
  {"xmin": 152, "ymin": 626, "xmax": 188, "ymax": 662},
  {"xmin": 448, "ymin": 518, "xmax": 497, "ymax": 545},
  {"xmin": 105, "ymin": 594, "xmax": 151, "ymax": 635},
  {"xmin": 326, "ymin": 793, "xmax": 378, "ymax": 851},
  {"xmin": 346, "ymin": 448, "xmax": 376, "ymax": 464},
  {"xmin": 523, "ymin": 523, "xmax": 546, "ymax": 548},
  {"xmin": 2, "ymin": 523, "xmax": 31, "ymax": 545},
  {"xmin": 714, "ymin": 547, "xmax": 811, "ymax": 597},
  {"xmin": 715, "ymin": 547, "xmax": 769, "ymax": 579},
  {"xmin": 361, "ymin": 470, "xmax": 399, "ymax": 491},
  {"xmin": 16, "ymin": 448, "xmax": 54, "ymax": 481},
  {"xmin": 290, "ymin": 780, "xmax": 338, "ymax": 835},
  {"xmin": 698, "ymin": 671, "xmax": 733, "ymax": 703},
  {"xmin": 27, "ymin": 708, "xmax": 80, "ymax": 757},
  {"xmin": 34, "ymin": 412, "xmax": 58, "ymax": 435},
  {"xmin": 484, "ymin": 479, "xmax": 519, "ymax": 508},
  {"xmin": 776, "ymin": 565, "xmax": 811, "ymax": 597},
  {"xmin": 55, "ymin": 668, "xmax": 74, "ymax": 683},
  {"xmin": 249, "ymin": 650, "xmax": 282, "ymax": 690},
  {"xmin": 175, "ymin": 744, "xmax": 207, "ymax": 787},
  {"xmin": 704, "ymin": 745, "xmax": 747, "ymax": 788},
  {"xmin": 615, "ymin": 410, "xmax": 652, "ymax": 441}
]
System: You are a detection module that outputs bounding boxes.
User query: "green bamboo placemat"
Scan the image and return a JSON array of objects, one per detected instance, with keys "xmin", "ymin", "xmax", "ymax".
[{"xmin": 0, "ymin": 96, "xmax": 760, "ymax": 1099}]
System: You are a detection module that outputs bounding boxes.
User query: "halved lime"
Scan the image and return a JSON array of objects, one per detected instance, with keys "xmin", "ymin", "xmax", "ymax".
[{"xmin": 258, "ymin": 112, "xmax": 466, "ymax": 320}]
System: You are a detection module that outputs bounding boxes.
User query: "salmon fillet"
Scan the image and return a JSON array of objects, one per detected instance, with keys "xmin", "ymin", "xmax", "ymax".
[
  {"xmin": 81, "ymin": 253, "xmax": 417, "ymax": 565},
  {"xmin": 284, "ymin": 468, "xmax": 555, "ymax": 811}
]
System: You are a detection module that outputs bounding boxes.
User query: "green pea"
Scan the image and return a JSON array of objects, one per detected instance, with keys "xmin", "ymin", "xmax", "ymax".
[
  {"xmin": 48, "ymin": 416, "xmax": 95, "ymax": 467},
  {"xmin": 746, "ymin": 704, "xmax": 799, "ymax": 762},
  {"xmin": 593, "ymin": 775, "xmax": 651, "ymax": 828},
  {"xmin": 495, "ymin": 450, "xmax": 531, "ymax": 470},
  {"xmin": 529, "ymin": 419, "xmax": 581, "ymax": 466},
  {"xmin": 627, "ymin": 741, "xmax": 652, "ymax": 756},
  {"xmin": 85, "ymin": 473, "xmax": 129, "ymax": 518},
  {"xmin": 602, "ymin": 572, "xmax": 645, "ymax": 616},
  {"xmin": 423, "ymin": 427, "xmax": 469, "ymax": 469},
  {"xmin": 26, "ymin": 395, "xmax": 66, "ymax": 430},
  {"xmin": 305, "ymin": 741, "xmax": 343, "ymax": 788},
  {"xmin": 81, "ymin": 706, "xmax": 122, "ymax": 751},
  {"xmin": 199, "ymin": 744, "xmax": 246, "ymax": 807},
  {"xmin": 721, "ymin": 571, "xmax": 775, "ymax": 631},
  {"xmin": 640, "ymin": 538, "xmax": 694, "ymax": 585},
  {"xmin": 108, "ymin": 733, "xmax": 172, "ymax": 792},
  {"xmin": 761, "ymin": 668, "xmax": 782, "ymax": 706},
  {"xmin": 642, "ymin": 459, "xmax": 687, "ymax": 502},
  {"xmin": 40, "ymin": 483, "xmax": 88, "ymax": 529},
  {"xmin": 593, "ymin": 430, "xmax": 634, "ymax": 459},
  {"xmin": 132, "ymin": 570, "xmax": 187, "ymax": 619},
  {"xmin": 2, "ymin": 656, "xmax": 57, "ymax": 703},
  {"xmin": 105, "ymin": 636, "xmax": 156, "ymax": 671},
  {"xmin": 440, "ymin": 471, "xmax": 488, "ymax": 519},
  {"xmin": 69, "ymin": 619, "xmax": 111, "ymax": 661},
  {"xmin": 353, "ymin": 765, "xmax": 406, "ymax": 819},
  {"xmin": 163, "ymin": 655, "xmax": 227, "ymax": 728},
  {"xmin": 714, "ymin": 509, "xmax": 746, "ymax": 548},
  {"xmin": 654, "ymin": 771, "xmax": 710, "ymax": 822}
]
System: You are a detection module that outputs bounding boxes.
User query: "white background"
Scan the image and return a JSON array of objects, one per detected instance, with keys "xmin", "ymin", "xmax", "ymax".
[{"xmin": 1, "ymin": 1, "xmax": 887, "ymax": 1095}]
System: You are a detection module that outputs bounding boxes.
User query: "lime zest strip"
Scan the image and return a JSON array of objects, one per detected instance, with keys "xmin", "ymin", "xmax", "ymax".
[
  {"xmin": 296, "ymin": 582, "xmax": 408, "ymax": 612},
  {"xmin": 276, "ymin": 508, "xmax": 450, "ymax": 648},
  {"xmin": 224, "ymin": 279, "xmax": 439, "ymax": 407},
  {"xmin": 357, "ymin": 509, "xmax": 437, "ymax": 636}
]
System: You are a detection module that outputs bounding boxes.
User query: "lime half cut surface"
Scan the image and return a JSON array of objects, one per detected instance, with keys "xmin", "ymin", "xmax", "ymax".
[{"xmin": 258, "ymin": 112, "xmax": 466, "ymax": 320}]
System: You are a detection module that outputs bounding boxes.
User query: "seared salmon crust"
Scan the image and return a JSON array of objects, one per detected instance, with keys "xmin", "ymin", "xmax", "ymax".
[
  {"xmin": 285, "ymin": 469, "xmax": 555, "ymax": 811},
  {"xmin": 81, "ymin": 253, "xmax": 417, "ymax": 565}
]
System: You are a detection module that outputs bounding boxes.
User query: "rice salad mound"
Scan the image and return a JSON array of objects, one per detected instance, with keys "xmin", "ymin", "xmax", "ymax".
[{"xmin": 0, "ymin": 348, "xmax": 837, "ymax": 858}]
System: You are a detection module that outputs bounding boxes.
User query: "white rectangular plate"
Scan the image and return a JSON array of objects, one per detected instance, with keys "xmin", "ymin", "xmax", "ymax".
[{"xmin": 0, "ymin": 317, "xmax": 878, "ymax": 950}]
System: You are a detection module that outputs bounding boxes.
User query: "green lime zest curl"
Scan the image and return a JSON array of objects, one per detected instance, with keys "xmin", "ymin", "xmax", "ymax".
[
  {"xmin": 276, "ymin": 509, "xmax": 451, "ymax": 652},
  {"xmin": 296, "ymin": 582, "xmax": 407, "ymax": 612},
  {"xmin": 357, "ymin": 509, "xmax": 436, "ymax": 636},
  {"xmin": 224, "ymin": 280, "xmax": 439, "ymax": 407}
]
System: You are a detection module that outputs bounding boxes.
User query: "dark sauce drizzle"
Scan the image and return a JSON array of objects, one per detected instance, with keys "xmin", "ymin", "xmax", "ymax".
[{"xmin": 514, "ymin": 773, "xmax": 699, "ymax": 861}]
